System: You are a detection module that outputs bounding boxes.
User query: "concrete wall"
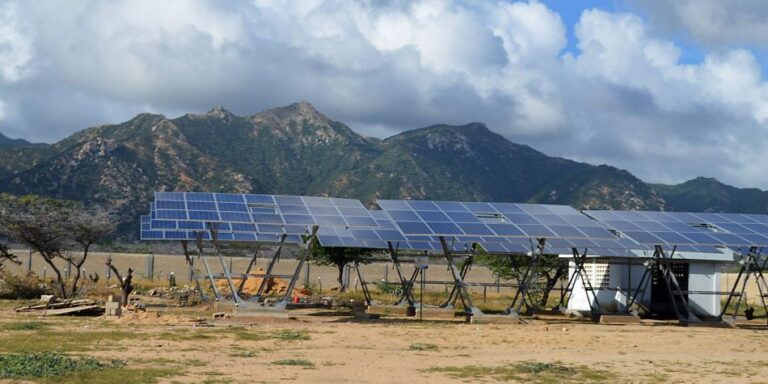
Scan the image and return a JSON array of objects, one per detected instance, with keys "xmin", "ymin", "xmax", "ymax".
[{"xmin": 1, "ymin": 249, "xmax": 510, "ymax": 294}]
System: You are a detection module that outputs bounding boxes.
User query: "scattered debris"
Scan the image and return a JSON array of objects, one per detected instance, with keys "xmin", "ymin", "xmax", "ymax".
[
  {"xmin": 14, "ymin": 296, "xmax": 103, "ymax": 316},
  {"xmin": 133, "ymin": 285, "xmax": 199, "ymax": 307},
  {"xmin": 105, "ymin": 295, "xmax": 121, "ymax": 317},
  {"xmin": 212, "ymin": 312, "xmax": 229, "ymax": 320}
]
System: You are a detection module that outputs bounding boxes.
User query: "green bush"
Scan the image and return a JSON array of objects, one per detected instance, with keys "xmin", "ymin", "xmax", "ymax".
[
  {"xmin": 376, "ymin": 281, "xmax": 401, "ymax": 295},
  {"xmin": 0, "ymin": 352, "xmax": 125, "ymax": 378},
  {"xmin": 0, "ymin": 272, "xmax": 51, "ymax": 300},
  {"xmin": 2, "ymin": 321, "xmax": 45, "ymax": 331},
  {"xmin": 271, "ymin": 329, "xmax": 310, "ymax": 341}
]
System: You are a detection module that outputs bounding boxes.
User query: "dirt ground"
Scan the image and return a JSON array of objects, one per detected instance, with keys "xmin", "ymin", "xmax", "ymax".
[{"xmin": 1, "ymin": 301, "xmax": 767, "ymax": 384}]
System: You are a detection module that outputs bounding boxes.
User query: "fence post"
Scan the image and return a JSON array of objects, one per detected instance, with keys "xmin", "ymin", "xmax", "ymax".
[
  {"xmin": 146, "ymin": 254, "xmax": 155, "ymax": 280},
  {"xmin": 342, "ymin": 265, "xmax": 351, "ymax": 291},
  {"xmin": 27, "ymin": 250, "xmax": 32, "ymax": 273}
]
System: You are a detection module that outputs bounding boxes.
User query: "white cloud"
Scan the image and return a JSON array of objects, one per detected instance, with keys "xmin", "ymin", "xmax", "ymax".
[
  {"xmin": 0, "ymin": 2, "xmax": 31, "ymax": 83},
  {"xmin": 1, "ymin": 0, "xmax": 768, "ymax": 189},
  {"xmin": 631, "ymin": 0, "xmax": 768, "ymax": 46},
  {"xmin": 560, "ymin": 9, "xmax": 768, "ymax": 187}
]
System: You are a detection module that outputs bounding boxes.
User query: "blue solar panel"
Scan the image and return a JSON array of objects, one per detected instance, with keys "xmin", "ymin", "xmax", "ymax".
[
  {"xmin": 587, "ymin": 210, "xmax": 768, "ymax": 247},
  {"xmin": 377, "ymin": 199, "xmax": 616, "ymax": 240},
  {"xmin": 154, "ymin": 192, "xmax": 379, "ymax": 229},
  {"xmin": 144, "ymin": 195, "xmax": 748, "ymax": 260},
  {"xmin": 487, "ymin": 224, "xmax": 525, "ymax": 236},
  {"xmin": 175, "ymin": 221, "xmax": 205, "ymax": 230},
  {"xmin": 417, "ymin": 210, "xmax": 451, "ymax": 222},
  {"xmin": 398, "ymin": 221, "xmax": 432, "ymax": 235},
  {"xmin": 141, "ymin": 211, "xmax": 304, "ymax": 243}
]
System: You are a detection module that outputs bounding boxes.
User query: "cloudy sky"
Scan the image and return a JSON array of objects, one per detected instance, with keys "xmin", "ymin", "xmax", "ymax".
[{"xmin": 1, "ymin": 1, "xmax": 768, "ymax": 189}]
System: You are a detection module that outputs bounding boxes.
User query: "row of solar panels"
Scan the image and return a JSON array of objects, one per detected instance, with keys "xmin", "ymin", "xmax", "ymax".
[
  {"xmin": 139, "ymin": 193, "xmax": 767, "ymax": 260},
  {"xmin": 144, "ymin": 193, "xmax": 643, "ymax": 253}
]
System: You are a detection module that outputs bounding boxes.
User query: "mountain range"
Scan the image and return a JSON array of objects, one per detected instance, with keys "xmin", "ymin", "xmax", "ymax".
[{"xmin": 2, "ymin": 101, "xmax": 768, "ymax": 239}]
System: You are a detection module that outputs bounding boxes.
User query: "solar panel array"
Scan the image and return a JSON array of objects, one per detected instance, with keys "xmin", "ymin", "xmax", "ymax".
[
  {"xmin": 139, "ymin": 192, "xmax": 766, "ymax": 261},
  {"xmin": 141, "ymin": 215, "xmax": 304, "ymax": 243},
  {"xmin": 154, "ymin": 192, "xmax": 378, "ymax": 230},
  {"xmin": 316, "ymin": 208, "xmax": 642, "ymax": 255},
  {"xmin": 585, "ymin": 210, "xmax": 768, "ymax": 247},
  {"xmin": 376, "ymin": 200, "xmax": 617, "ymax": 239}
]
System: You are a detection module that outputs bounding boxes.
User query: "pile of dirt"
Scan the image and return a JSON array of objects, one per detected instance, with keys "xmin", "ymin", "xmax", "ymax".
[
  {"xmin": 214, "ymin": 268, "xmax": 311, "ymax": 298},
  {"xmin": 113, "ymin": 311, "xmax": 190, "ymax": 325}
]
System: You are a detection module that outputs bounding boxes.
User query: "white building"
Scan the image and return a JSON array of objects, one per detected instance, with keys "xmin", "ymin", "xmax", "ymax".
[{"xmin": 564, "ymin": 250, "xmax": 734, "ymax": 319}]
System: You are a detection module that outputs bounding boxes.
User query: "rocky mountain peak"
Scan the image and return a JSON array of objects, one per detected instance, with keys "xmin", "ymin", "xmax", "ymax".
[
  {"xmin": 75, "ymin": 137, "xmax": 119, "ymax": 160},
  {"xmin": 252, "ymin": 100, "xmax": 331, "ymax": 127},
  {"xmin": 206, "ymin": 105, "xmax": 236, "ymax": 121}
]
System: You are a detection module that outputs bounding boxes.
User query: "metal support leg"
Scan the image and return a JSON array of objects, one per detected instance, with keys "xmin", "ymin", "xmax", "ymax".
[
  {"xmin": 388, "ymin": 242, "xmax": 415, "ymax": 307},
  {"xmin": 555, "ymin": 257, "xmax": 580, "ymax": 310},
  {"xmin": 181, "ymin": 241, "xmax": 208, "ymax": 301},
  {"xmin": 624, "ymin": 260, "xmax": 652, "ymax": 315},
  {"xmin": 656, "ymin": 246, "xmax": 699, "ymax": 324},
  {"xmin": 721, "ymin": 248, "xmax": 751, "ymax": 318},
  {"xmin": 557, "ymin": 248, "xmax": 601, "ymax": 314},
  {"xmin": 721, "ymin": 247, "xmax": 768, "ymax": 324},
  {"xmin": 276, "ymin": 226, "xmax": 319, "ymax": 309},
  {"xmin": 508, "ymin": 238, "xmax": 546, "ymax": 316},
  {"xmin": 237, "ymin": 246, "xmax": 261, "ymax": 296},
  {"xmin": 755, "ymin": 252, "xmax": 768, "ymax": 324},
  {"xmin": 439, "ymin": 236, "xmax": 480, "ymax": 316},
  {"xmin": 355, "ymin": 262, "xmax": 373, "ymax": 306},
  {"xmin": 195, "ymin": 235, "xmax": 221, "ymax": 301},
  {"xmin": 403, "ymin": 268, "xmax": 420, "ymax": 304},
  {"xmin": 253, "ymin": 234, "xmax": 288, "ymax": 302},
  {"xmin": 208, "ymin": 232, "xmax": 242, "ymax": 305},
  {"xmin": 441, "ymin": 254, "xmax": 474, "ymax": 308}
]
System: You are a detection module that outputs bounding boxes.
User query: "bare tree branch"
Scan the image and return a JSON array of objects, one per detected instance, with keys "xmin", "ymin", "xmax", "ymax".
[
  {"xmin": 0, "ymin": 243, "xmax": 20, "ymax": 268},
  {"xmin": 0, "ymin": 194, "xmax": 115, "ymax": 298}
]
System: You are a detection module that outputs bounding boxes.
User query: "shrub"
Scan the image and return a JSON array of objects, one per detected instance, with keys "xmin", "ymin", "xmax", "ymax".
[
  {"xmin": 376, "ymin": 281, "xmax": 401, "ymax": 295},
  {"xmin": 0, "ymin": 352, "xmax": 125, "ymax": 378},
  {"xmin": 0, "ymin": 272, "xmax": 51, "ymax": 300},
  {"xmin": 2, "ymin": 321, "xmax": 45, "ymax": 331}
]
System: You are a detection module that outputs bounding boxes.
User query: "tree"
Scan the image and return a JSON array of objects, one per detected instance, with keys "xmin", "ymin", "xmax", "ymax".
[
  {"xmin": 106, "ymin": 255, "xmax": 133, "ymax": 306},
  {"xmin": 308, "ymin": 239, "xmax": 377, "ymax": 292},
  {"xmin": 477, "ymin": 248, "xmax": 567, "ymax": 307},
  {"xmin": 0, "ymin": 243, "xmax": 20, "ymax": 269},
  {"xmin": 0, "ymin": 194, "xmax": 115, "ymax": 298},
  {"xmin": 63, "ymin": 208, "xmax": 115, "ymax": 297}
]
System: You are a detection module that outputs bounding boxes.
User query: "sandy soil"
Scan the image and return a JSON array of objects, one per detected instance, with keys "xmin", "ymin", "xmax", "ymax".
[{"xmin": 1, "ymin": 305, "xmax": 766, "ymax": 384}]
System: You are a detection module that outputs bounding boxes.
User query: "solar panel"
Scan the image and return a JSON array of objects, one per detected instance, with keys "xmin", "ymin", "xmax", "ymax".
[
  {"xmin": 154, "ymin": 192, "xmax": 378, "ymax": 229},
  {"xmin": 586, "ymin": 210, "xmax": 768, "ymax": 247},
  {"xmin": 141, "ymin": 214, "xmax": 301, "ymax": 244},
  {"xmin": 377, "ymin": 199, "xmax": 617, "ymax": 240}
]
